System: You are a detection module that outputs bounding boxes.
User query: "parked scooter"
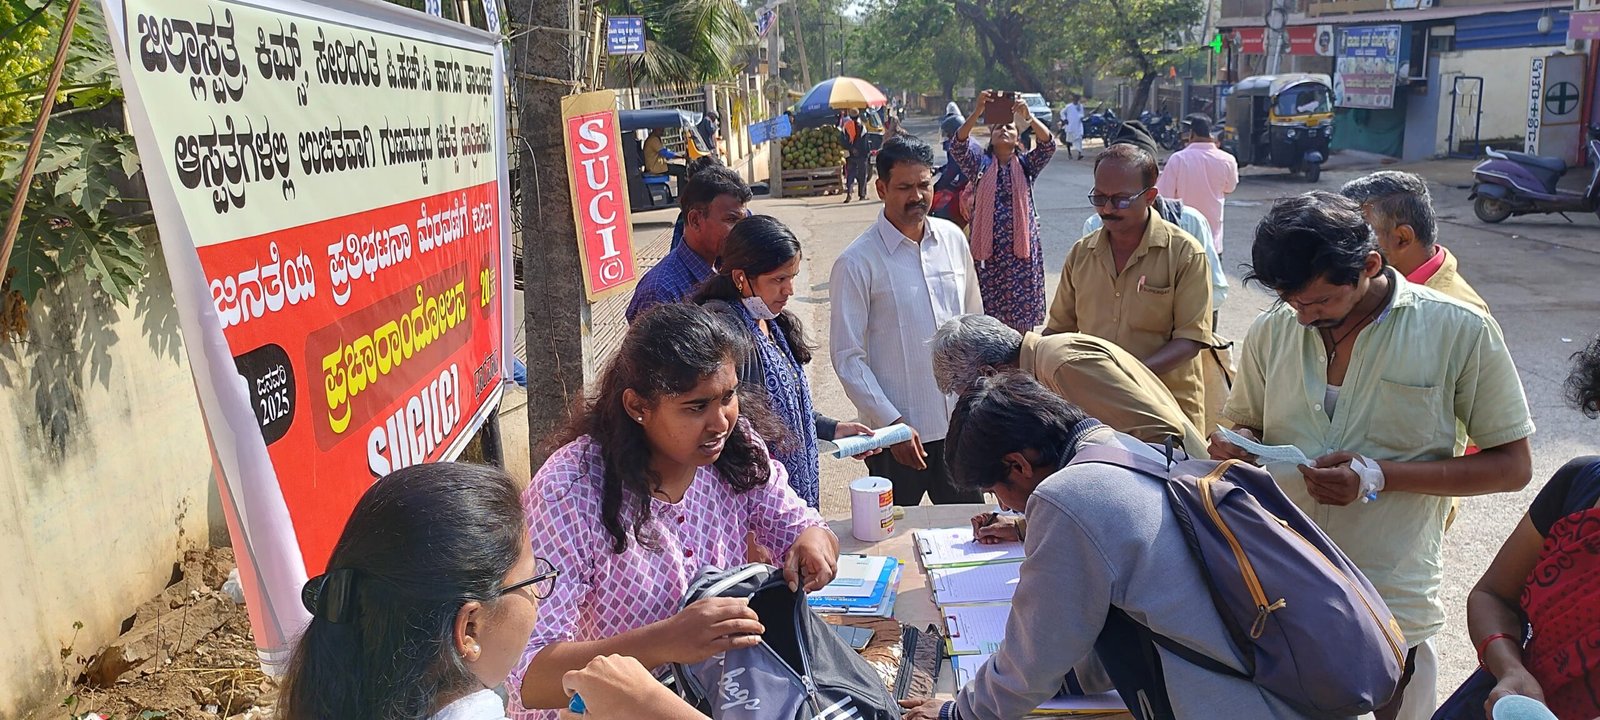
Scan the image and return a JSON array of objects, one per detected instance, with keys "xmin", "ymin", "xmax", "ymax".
[{"xmin": 1470, "ymin": 125, "xmax": 1600, "ymax": 223}]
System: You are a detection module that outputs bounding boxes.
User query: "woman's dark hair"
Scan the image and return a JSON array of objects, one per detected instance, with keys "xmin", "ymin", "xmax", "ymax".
[
  {"xmin": 278, "ymin": 463, "xmax": 524, "ymax": 720},
  {"xmin": 945, "ymin": 371, "xmax": 1090, "ymax": 491},
  {"xmin": 1566, "ymin": 334, "xmax": 1600, "ymax": 418},
  {"xmin": 556, "ymin": 302, "xmax": 782, "ymax": 554},
  {"xmin": 1245, "ymin": 192, "xmax": 1379, "ymax": 296},
  {"xmin": 691, "ymin": 215, "xmax": 814, "ymax": 364}
]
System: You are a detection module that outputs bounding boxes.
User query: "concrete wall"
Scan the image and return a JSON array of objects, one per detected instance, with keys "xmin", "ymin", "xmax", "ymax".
[
  {"xmin": 0, "ymin": 236, "xmax": 221, "ymax": 719},
  {"xmin": 1434, "ymin": 46, "xmax": 1553, "ymax": 155}
]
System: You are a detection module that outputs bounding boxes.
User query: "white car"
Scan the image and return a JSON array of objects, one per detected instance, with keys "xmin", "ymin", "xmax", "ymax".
[{"xmin": 1020, "ymin": 93, "xmax": 1055, "ymax": 133}]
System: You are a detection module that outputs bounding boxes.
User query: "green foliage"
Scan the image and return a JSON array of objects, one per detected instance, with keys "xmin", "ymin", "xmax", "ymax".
[
  {"xmin": 0, "ymin": 0, "xmax": 52, "ymax": 125},
  {"xmin": 1, "ymin": 0, "xmax": 148, "ymax": 319},
  {"xmin": 852, "ymin": 0, "xmax": 975, "ymax": 98},
  {"xmin": 610, "ymin": 0, "xmax": 754, "ymax": 86}
]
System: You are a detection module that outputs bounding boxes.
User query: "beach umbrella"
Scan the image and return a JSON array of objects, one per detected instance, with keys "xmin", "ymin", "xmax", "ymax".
[{"xmin": 794, "ymin": 77, "xmax": 888, "ymax": 119}]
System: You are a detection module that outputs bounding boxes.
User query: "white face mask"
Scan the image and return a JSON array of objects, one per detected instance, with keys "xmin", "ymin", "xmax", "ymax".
[{"xmin": 740, "ymin": 294, "xmax": 778, "ymax": 321}]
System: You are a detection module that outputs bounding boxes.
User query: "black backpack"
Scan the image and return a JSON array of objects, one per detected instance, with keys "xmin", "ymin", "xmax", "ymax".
[{"xmin": 671, "ymin": 564, "xmax": 898, "ymax": 720}]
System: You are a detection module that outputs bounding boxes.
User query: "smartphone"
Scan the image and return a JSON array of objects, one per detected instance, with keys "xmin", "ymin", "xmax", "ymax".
[
  {"xmin": 832, "ymin": 624, "xmax": 874, "ymax": 651},
  {"xmin": 984, "ymin": 91, "xmax": 1017, "ymax": 125}
]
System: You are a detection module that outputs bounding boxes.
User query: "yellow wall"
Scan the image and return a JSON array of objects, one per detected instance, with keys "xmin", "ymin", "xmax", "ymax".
[{"xmin": 0, "ymin": 237, "xmax": 220, "ymax": 718}]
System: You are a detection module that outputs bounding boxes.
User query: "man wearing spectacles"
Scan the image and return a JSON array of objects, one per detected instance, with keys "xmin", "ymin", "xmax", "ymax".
[{"xmin": 1044, "ymin": 143, "xmax": 1214, "ymax": 432}]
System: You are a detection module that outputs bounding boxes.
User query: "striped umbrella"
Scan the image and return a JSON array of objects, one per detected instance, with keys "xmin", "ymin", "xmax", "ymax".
[{"xmin": 794, "ymin": 77, "xmax": 888, "ymax": 117}]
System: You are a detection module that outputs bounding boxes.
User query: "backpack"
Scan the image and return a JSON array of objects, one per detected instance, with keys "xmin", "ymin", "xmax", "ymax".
[
  {"xmin": 1067, "ymin": 445, "xmax": 1407, "ymax": 720},
  {"xmin": 671, "ymin": 564, "xmax": 898, "ymax": 720}
]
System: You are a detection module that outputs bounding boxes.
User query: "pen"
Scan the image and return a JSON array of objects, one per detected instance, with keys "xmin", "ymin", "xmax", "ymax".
[{"xmin": 1138, "ymin": 274, "xmax": 1147, "ymax": 292}]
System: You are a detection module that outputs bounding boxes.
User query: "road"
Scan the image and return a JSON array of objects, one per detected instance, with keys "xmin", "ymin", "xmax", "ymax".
[{"xmin": 751, "ymin": 112, "xmax": 1600, "ymax": 699}]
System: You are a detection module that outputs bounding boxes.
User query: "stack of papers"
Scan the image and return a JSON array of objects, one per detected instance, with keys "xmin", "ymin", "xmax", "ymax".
[
  {"xmin": 807, "ymin": 554, "xmax": 901, "ymax": 617},
  {"xmin": 953, "ymin": 655, "xmax": 1126, "ymax": 715},
  {"xmin": 913, "ymin": 525, "xmax": 1127, "ymax": 715}
]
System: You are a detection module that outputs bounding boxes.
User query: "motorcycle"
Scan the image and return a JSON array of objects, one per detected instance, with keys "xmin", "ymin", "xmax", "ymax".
[
  {"xmin": 1140, "ymin": 109, "xmax": 1182, "ymax": 151},
  {"xmin": 1470, "ymin": 125, "xmax": 1600, "ymax": 224},
  {"xmin": 1083, "ymin": 106, "xmax": 1119, "ymax": 142}
]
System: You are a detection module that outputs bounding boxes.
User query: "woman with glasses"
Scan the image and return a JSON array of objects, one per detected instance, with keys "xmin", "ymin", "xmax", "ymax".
[
  {"xmin": 508, "ymin": 302, "xmax": 839, "ymax": 719},
  {"xmin": 950, "ymin": 89, "xmax": 1056, "ymax": 332},
  {"xmin": 278, "ymin": 462, "xmax": 555, "ymax": 720},
  {"xmin": 692, "ymin": 215, "xmax": 877, "ymax": 508}
]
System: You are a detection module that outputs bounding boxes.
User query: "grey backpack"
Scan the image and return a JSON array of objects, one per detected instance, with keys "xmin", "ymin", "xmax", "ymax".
[
  {"xmin": 1069, "ymin": 445, "xmax": 1407, "ymax": 720},
  {"xmin": 672, "ymin": 564, "xmax": 898, "ymax": 720}
]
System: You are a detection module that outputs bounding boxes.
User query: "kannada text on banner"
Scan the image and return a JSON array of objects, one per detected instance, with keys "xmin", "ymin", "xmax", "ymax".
[{"xmin": 121, "ymin": 0, "xmax": 506, "ymax": 571}]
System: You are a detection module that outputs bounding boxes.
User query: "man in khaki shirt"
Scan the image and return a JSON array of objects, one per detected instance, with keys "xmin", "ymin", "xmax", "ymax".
[
  {"xmin": 1341, "ymin": 171, "xmax": 1487, "ymax": 312},
  {"xmin": 1212, "ymin": 192, "xmax": 1534, "ymax": 720},
  {"xmin": 931, "ymin": 314, "xmax": 1207, "ymax": 457},
  {"xmin": 1045, "ymin": 143, "xmax": 1213, "ymax": 430}
]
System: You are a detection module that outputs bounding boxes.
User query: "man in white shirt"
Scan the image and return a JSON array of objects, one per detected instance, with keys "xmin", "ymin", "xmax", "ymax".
[
  {"xmin": 1059, "ymin": 96, "xmax": 1085, "ymax": 160},
  {"xmin": 831, "ymin": 136, "xmax": 985, "ymax": 505},
  {"xmin": 1156, "ymin": 114, "xmax": 1238, "ymax": 253}
]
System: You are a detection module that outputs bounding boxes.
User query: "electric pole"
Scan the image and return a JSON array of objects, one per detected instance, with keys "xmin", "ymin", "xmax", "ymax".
[{"xmin": 512, "ymin": 0, "xmax": 585, "ymax": 468}]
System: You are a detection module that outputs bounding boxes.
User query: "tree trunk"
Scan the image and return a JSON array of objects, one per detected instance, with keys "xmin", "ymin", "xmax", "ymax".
[
  {"xmin": 952, "ymin": 0, "xmax": 1043, "ymax": 92},
  {"xmin": 1128, "ymin": 71, "xmax": 1158, "ymax": 118},
  {"xmin": 515, "ymin": 0, "xmax": 586, "ymax": 470}
]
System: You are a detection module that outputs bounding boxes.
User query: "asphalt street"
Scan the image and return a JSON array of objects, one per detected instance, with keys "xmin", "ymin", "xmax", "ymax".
[{"xmin": 761, "ymin": 111, "xmax": 1600, "ymax": 699}]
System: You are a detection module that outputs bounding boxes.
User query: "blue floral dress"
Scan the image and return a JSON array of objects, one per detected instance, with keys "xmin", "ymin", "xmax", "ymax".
[
  {"xmin": 951, "ymin": 137, "xmax": 1056, "ymax": 331},
  {"xmin": 707, "ymin": 300, "xmax": 828, "ymax": 507}
]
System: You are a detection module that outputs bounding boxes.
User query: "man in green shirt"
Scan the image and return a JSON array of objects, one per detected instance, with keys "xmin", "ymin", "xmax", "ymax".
[{"xmin": 1210, "ymin": 192, "xmax": 1534, "ymax": 720}]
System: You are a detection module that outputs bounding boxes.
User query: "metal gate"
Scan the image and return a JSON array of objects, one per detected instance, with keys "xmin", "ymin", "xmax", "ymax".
[{"xmin": 1447, "ymin": 76, "xmax": 1484, "ymax": 158}]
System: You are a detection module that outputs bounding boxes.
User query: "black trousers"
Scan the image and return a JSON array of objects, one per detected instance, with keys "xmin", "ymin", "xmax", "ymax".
[
  {"xmin": 844, "ymin": 156, "xmax": 870, "ymax": 198},
  {"xmin": 864, "ymin": 439, "xmax": 983, "ymax": 506}
]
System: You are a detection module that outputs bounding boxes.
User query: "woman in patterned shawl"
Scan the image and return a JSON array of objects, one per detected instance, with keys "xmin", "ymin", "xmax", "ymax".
[
  {"xmin": 694, "ymin": 215, "xmax": 876, "ymax": 508},
  {"xmin": 950, "ymin": 90, "xmax": 1056, "ymax": 332}
]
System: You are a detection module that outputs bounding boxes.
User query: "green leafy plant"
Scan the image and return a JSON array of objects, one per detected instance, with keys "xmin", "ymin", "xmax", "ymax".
[{"xmin": 1, "ymin": 0, "xmax": 148, "ymax": 337}]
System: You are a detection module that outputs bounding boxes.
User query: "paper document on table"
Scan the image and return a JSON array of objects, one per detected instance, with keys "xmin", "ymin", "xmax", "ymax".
[
  {"xmin": 1215, "ymin": 426, "xmax": 1313, "ymax": 468},
  {"xmin": 831, "ymin": 423, "xmax": 914, "ymax": 458},
  {"xmin": 930, "ymin": 563, "xmax": 1022, "ymax": 605},
  {"xmin": 943, "ymin": 603, "xmax": 1011, "ymax": 655},
  {"xmin": 952, "ymin": 652, "xmax": 991, "ymax": 686},
  {"xmin": 914, "ymin": 527, "xmax": 1026, "ymax": 568},
  {"xmin": 955, "ymin": 654, "xmax": 1126, "ymax": 714},
  {"xmin": 1036, "ymin": 693, "xmax": 1130, "ymax": 714}
]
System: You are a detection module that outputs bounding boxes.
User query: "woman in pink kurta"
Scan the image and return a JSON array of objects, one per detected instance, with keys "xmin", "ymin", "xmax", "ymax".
[{"xmin": 506, "ymin": 303, "xmax": 839, "ymax": 719}]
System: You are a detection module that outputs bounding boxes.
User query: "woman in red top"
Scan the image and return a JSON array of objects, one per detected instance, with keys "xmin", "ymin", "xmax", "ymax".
[{"xmin": 1442, "ymin": 334, "xmax": 1600, "ymax": 719}]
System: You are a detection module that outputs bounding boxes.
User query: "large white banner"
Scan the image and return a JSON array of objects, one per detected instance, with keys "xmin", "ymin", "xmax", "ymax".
[{"xmin": 101, "ymin": 0, "xmax": 514, "ymax": 668}]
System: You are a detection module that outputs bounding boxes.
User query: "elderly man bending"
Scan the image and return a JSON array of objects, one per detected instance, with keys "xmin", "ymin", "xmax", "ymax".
[{"xmin": 932, "ymin": 314, "xmax": 1207, "ymax": 458}]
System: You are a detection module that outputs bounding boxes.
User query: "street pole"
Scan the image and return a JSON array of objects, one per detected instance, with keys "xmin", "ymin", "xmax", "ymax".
[
  {"xmin": 767, "ymin": 1, "xmax": 785, "ymax": 198},
  {"xmin": 513, "ymin": 0, "xmax": 586, "ymax": 469}
]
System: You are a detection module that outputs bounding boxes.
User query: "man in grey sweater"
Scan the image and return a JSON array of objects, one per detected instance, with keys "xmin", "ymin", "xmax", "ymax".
[{"xmin": 899, "ymin": 372, "xmax": 1346, "ymax": 720}]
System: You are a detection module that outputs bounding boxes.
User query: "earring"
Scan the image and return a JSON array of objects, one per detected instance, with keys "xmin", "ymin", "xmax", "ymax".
[{"xmin": 636, "ymin": 416, "xmax": 644, "ymax": 422}]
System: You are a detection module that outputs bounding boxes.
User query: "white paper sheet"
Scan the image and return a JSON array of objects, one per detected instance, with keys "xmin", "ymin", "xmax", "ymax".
[
  {"xmin": 943, "ymin": 603, "xmax": 1011, "ymax": 655},
  {"xmin": 1215, "ymin": 425, "xmax": 1313, "ymax": 468},
  {"xmin": 953, "ymin": 653, "xmax": 1128, "ymax": 714},
  {"xmin": 929, "ymin": 563, "xmax": 1022, "ymax": 605},
  {"xmin": 914, "ymin": 527, "xmax": 1026, "ymax": 568},
  {"xmin": 831, "ymin": 423, "xmax": 914, "ymax": 458}
]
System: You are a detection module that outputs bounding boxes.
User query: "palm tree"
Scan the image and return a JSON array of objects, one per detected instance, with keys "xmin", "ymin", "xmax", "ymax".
[{"xmin": 608, "ymin": 0, "xmax": 753, "ymax": 86}]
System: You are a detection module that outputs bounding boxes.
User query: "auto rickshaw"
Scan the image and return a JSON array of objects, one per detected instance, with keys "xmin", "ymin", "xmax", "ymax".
[
  {"xmin": 618, "ymin": 109, "xmax": 713, "ymax": 212},
  {"xmin": 1221, "ymin": 73, "xmax": 1335, "ymax": 182}
]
